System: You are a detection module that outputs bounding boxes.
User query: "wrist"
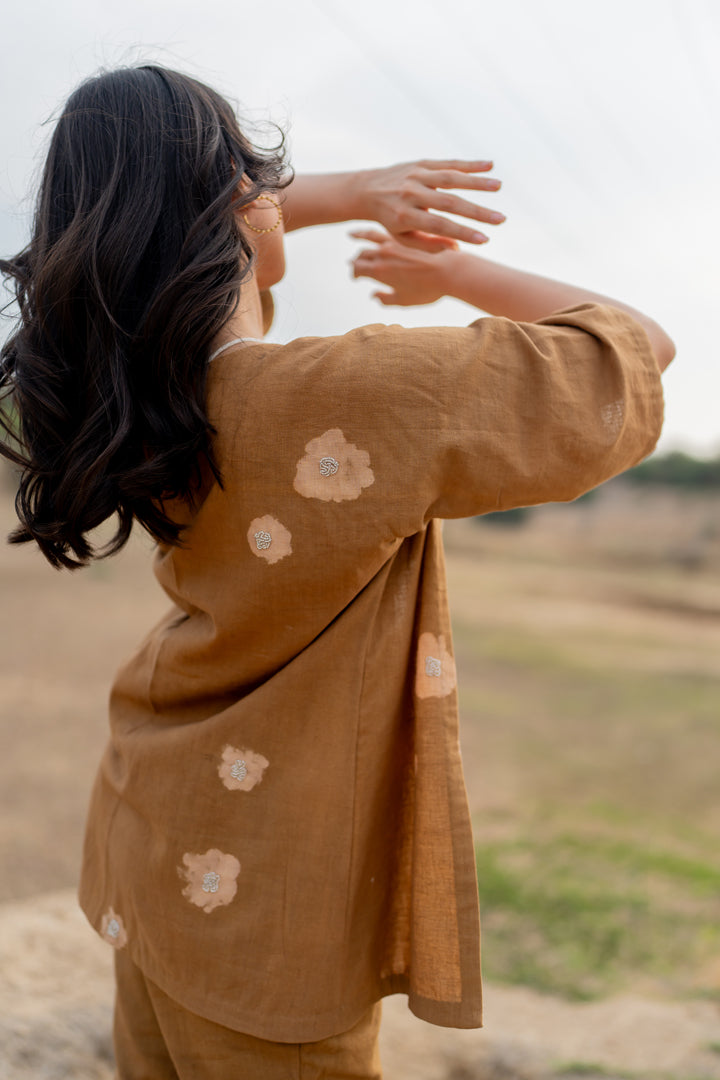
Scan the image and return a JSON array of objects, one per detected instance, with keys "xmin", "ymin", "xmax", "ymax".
[
  {"xmin": 283, "ymin": 172, "xmax": 370, "ymax": 231},
  {"xmin": 443, "ymin": 251, "xmax": 488, "ymax": 306},
  {"xmin": 344, "ymin": 168, "xmax": 374, "ymax": 223}
]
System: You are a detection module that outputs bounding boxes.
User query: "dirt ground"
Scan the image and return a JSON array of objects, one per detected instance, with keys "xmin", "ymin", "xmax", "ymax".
[
  {"xmin": 2, "ymin": 480, "xmax": 720, "ymax": 1077},
  {"xmin": 3, "ymin": 888, "xmax": 720, "ymax": 1080}
]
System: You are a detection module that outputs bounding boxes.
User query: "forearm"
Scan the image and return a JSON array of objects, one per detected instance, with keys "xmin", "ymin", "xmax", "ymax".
[
  {"xmin": 282, "ymin": 160, "xmax": 503, "ymax": 244},
  {"xmin": 281, "ymin": 172, "xmax": 366, "ymax": 232},
  {"xmin": 447, "ymin": 253, "xmax": 676, "ymax": 372}
]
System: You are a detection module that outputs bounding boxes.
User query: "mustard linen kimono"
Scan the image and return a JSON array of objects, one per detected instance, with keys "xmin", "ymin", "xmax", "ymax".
[{"xmin": 79, "ymin": 304, "xmax": 663, "ymax": 1041}]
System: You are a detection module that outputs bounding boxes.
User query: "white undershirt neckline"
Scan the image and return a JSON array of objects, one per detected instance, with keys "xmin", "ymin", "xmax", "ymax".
[{"xmin": 208, "ymin": 337, "xmax": 264, "ymax": 363}]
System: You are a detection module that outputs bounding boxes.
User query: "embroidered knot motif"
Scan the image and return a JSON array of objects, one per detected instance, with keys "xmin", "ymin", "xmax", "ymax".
[
  {"xmin": 247, "ymin": 516, "xmax": 292, "ymax": 564},
  {"xmin": 425, "ymin": 656, "xmax": 442, "ymax": 678},
  {"xmin": 319, "ymin": 455, "xmax": 340, "ymax": 476},
  {"xmin": 230, "ymin": 759, "xmax": 248, "ymax": 782},
  {"xmin": 202, "ymin": 871, "xmax": 221, "ymax": 894},
  {"xmin": 100, "ymin": 906, "xmax": 128, "ymax": 948},
  {"xmin": 416, "ymin": 634, "xmax": 457, "ymax": 699}
]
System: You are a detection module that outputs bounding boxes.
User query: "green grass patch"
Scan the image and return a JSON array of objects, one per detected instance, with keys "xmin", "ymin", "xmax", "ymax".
[
  {"xmin": 553, "ymin": 1069, "xmax": 719, "ymax": 1080},
  {"xmin": 475, "ymin": 830, "xmax": 720, "ymax": 1000},
  {"xmin": 453, "ymin": 616, "xmax": 720, "ymax": 831},
  {"xmin": 455, "ymin": 620, "xmax": 720, "ymax": 721},
  {"xmin": 555, "ymin": 1066, "xmax": 634, "ymax": 1079},
  {"xmin": 450, "ymin": 557, "xmax": 720, "ymax": 1001}
]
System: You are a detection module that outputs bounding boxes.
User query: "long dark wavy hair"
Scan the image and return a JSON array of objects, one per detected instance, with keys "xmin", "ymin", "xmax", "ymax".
[{"xmin": 0, "ymin": 65, "xmax": 288, "ymax": 568}]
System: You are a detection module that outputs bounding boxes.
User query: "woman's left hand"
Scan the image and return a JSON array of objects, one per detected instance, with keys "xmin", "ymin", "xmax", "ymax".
[
  {"xmin": 356, "ymin": 159, "xmax": 505, "ymax": 252},
  {"xmin": 350, "ymin": 228, "xmax": 459, "ymax": 306}
]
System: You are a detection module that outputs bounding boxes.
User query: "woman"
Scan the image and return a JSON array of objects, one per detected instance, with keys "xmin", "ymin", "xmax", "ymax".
[{"xmin": 0, "ymin": 64, "xmax": 672, "ymax": 1079}]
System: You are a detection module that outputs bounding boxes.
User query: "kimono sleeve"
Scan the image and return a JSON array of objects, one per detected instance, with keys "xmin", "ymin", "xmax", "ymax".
[{"xmin": 305, "ymin": 302, "xmax": 664, "ymax": 535}]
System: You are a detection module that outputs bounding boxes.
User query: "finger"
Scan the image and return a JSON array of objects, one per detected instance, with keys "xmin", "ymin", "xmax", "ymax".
[
  {"xmin": 396, "ymin": 212, "xmax": 491, "ymax": 245},
  {"xmin": 351, "ymin": 255, "xmax": 385, "ymax": 279},
  {"xmin": 352, "ymin": 245, "xmax": 391, "ymax": 265},
  {"xmin": 415, "ymin": 169, "xmax": 502, "ymax": 192},
  {"xmin": 417, "ymin": 190, "xmax": 506, "ymax": 227},
  {"xmin": 348, "ymin": 228, "xmax": 390, "ymax": 244},
  {"xmin": 395, "ymin": 231, "xmax": 458, "ymax": 253},
  {"xmin": 417, "ymin": 159, "xmax": 495, "ymax": 173},
  {"xmin": 373, "ymin": 290, "xmax": 400, "ymax": 306}
]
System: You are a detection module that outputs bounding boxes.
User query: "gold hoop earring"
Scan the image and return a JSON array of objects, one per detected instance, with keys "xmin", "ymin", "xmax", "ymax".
[{"xmin": 242, "ymin": 195, "xmax": 283, "ymax": 234}]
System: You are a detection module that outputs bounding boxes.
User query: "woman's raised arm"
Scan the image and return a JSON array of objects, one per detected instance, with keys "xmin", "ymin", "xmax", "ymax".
[
  {"xmin": 282, "ymin": 160, "xmax": 505, "ymax": 251},
  {"xmin": 351, "ymin": 230, "xmax": 676, "ymax": 372}
]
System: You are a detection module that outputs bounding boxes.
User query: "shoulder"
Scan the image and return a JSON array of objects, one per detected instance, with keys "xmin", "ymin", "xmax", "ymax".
[
  {"xmin": 211, "ymin": 321, "xmax": 488, "ymax": 372},
  {"xmin": 207, "ymin": 303, "xmax": 660, "ymax": 434},
  {"xmin": 207, "ymin": 322, "xmax": 492, "ymax": 416}
]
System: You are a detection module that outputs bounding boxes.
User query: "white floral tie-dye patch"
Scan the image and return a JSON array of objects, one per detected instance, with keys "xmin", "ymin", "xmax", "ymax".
[
  {"xmin": 415, "ymin": 633, "xmax": 457, "ymax": 699},
  {"xmin": 293, "ymin": 429, "xmax": 374, "ymax": 502},
  {"xmin": 246, "ymin": 516, "xmax": 292, "ymax": 564},
  {"xmin": 179, "ymin": 849, "xmax": 241, "ymax": 913},
  {"xmin": 218, "ymin": 745, "xmax": 269, "ymax": 792},
  {"xmin": 100, "ymin": 906, "xmax": 128, "ymax": 949}
]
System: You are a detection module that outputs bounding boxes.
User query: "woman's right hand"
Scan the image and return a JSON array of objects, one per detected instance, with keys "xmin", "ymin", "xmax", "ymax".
[{"xmin": 350, "ymin": 229, "xmax": 459, "ymax": 306}]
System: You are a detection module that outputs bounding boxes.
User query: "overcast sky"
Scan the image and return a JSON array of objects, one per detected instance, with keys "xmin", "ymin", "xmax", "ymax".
[{"xmin": 1, "ymin": 0, "xmax": 717, "ymax": 453}]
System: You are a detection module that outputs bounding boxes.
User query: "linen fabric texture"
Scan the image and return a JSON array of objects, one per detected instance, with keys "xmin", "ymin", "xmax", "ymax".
[
  {"xmin": 79, "ymin": 304, "xmax": 664, "ymax": 1042},
  {"xmin": 113, "ymin": 949, "xmax": 382, "ymax": 1080}
]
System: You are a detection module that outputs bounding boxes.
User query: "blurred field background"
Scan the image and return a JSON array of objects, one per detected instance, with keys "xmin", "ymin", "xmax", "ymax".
[
  {"xmin": 1, "ymin": 457, "xmax": 720, "ymax": 1076},
  {"xmin": 446, "ymin": 473, "xmax": 720, "ymax": 1006}
]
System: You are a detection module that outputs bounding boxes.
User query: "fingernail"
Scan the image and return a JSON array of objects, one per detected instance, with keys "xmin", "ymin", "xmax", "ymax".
[
  {"xmin": 488, "ymin": 212, "xmax": 506, "ymax": 223},
  {"xmin": 487, "ymin": 180, "xmax": 502, "ymax": 191},
  {"xmin": 471, "ymin": 231, "xmax": 489, "ymax": 243}
]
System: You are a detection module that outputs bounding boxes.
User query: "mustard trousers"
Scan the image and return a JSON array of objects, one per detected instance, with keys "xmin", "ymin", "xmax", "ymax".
[{"xmin": 113, "ymin": 951, "xmax": 383, "ymax": 1080}]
